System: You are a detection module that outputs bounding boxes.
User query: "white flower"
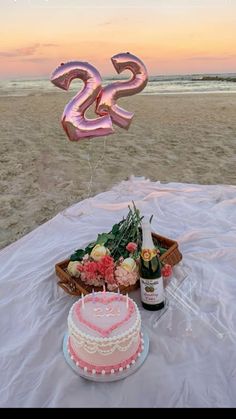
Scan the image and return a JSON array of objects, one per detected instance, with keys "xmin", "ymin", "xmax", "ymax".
[
  {"xmin": 121, "ymin": 257, "xmax": 137, "ymax": 272},
  {"xmin": 90, "ymin": 244, "xmax": 110, "ymax": 261},
  {"xmin": 67, "ymin": 261, "xmax": 81, "ymax": 278}
]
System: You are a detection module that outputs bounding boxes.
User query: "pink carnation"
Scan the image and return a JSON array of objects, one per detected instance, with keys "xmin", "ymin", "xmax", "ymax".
[
  {"xmin": 104, "ymin": 266, "xmax": 115, "ymax": 284},
  {"xmin": 79, "ymin": 260, "xmax": 103, "ymax": 286},
  {"xmin": 161, "ymin": 264, "xmax": 173, "ymax": 278},
  {"xmin": 82, "ymin": 261, "xmax": 98, "ymax": 281},
  {"xmin": 97, "ymin": 255, "xmax": 116, "ymax": 286},
  {"xmin": 126, "ymin": 242, "xmax": 138, "ymax": 253},
  {"xmin": 97, "ymin": 255, "xmax": 115, "ymax": 276},
  {"xmin": 115, "ymin": 266, "xmax": 138, "ymax": 287},
  {"xmin": 107, "ymin": 282, "xmax": 118, "ymax": 291}
]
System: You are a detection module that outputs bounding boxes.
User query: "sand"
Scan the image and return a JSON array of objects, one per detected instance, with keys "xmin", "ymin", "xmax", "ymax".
[{"xmin": 0, "ymin": 92, "xmax": 236, "ymax": 249}]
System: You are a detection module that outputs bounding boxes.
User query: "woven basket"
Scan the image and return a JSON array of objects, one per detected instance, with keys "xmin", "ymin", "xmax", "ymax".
[{"xmin": 55, "ymin": 231, "xmax": 182, "ymax": 297}]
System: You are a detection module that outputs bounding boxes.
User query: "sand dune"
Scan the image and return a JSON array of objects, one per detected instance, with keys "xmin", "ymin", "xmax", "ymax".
[{"xmin": 0, "ymin": 92, "xmax": 236, "ymax": 249}]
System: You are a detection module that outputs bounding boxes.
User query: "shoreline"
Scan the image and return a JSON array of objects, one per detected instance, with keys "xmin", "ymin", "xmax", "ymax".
[{"xmin": 1, "ymin": 91, "xmax": 236, "ymax": 98}]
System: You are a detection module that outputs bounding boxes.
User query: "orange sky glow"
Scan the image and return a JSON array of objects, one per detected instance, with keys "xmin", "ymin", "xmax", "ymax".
[{"xmin": 0, "ymin": 0, "xmax": 235, "ymax": 78}]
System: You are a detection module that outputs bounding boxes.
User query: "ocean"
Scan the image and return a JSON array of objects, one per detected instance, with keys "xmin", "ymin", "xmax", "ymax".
[{"xmin": 0, "ymin": 73, "xmax": 236, "ymax": 97}]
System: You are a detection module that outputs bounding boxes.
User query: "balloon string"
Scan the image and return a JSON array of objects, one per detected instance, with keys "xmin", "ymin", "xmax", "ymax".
[{"xmin": 87, "ymin": 137, "xmax": 107, "ymax": 198}]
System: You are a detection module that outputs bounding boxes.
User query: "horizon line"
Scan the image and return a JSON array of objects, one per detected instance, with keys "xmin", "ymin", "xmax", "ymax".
[{"xmin": 1, "ymin": 71, "xmax": 236, "ymax": 81}]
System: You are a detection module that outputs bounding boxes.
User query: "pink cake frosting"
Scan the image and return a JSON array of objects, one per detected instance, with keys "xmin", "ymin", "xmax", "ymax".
[{"xmin": 67, "ymin": 292, "xmax": 144, "ymax": 375}]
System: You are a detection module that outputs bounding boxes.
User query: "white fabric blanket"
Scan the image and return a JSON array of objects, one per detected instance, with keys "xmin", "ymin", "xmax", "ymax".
[{"xmin": 1, "ymin": 177, "xmax": 236, "ymax": 408}]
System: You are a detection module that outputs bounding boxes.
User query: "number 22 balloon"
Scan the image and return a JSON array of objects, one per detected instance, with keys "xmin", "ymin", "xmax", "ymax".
[{"xmin": 50, "ymin": 53, "xmax": 148, "ymax": 141}]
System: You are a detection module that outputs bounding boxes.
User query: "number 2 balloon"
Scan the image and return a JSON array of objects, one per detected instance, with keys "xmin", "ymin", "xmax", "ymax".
[{"xmin": 96, "ymin": 52, "xmax": 148, "ymax": 130}]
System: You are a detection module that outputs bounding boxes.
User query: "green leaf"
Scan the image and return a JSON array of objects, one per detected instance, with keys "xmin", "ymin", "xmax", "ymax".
[
  {"xmin": 87, "ymin": 242, "xmax": 96, "ymax": 249},
  {"xmin": 112, "ymin": 224, "xmax": 120, "ymax": 235},
  {"xmin": 70, "ymin": 249, "xmax": 85, "ymax": 261},
  {"xmin": 84, "ymin": 245, "xmax": 93, "ymax": 255},
  {"xmin": 96, "ymin": 233, "xmax": 108, "ymax": 245},
  {"xmin": 96, "ymin": 232, "xmax": 115, "ymax": 245}
]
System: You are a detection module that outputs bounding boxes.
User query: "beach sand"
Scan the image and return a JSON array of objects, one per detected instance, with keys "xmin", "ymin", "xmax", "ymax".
[{"xmin": 1, "ymin": 92, "xmax": 236, "ymax": 249}]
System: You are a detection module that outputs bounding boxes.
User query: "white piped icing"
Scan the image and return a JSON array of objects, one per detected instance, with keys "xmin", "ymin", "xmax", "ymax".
[
  {"xmin": 119, "ymin": 367, "xmax": 123, "ymax": 372},
  {"xmin": 101, "ymin": 370, "xmax": 106, "ymax": 375},
  {"xmin": 92, "ymin": 369, "xmax": 96, "ymax": 374},
  {"xmin": 111, "ymin": 369, "xmax": 115, "ymax": 374},
  {"xmin": 70, "ymin": 328, "xmax": 140, "ymax": 356},
  {"xmin": 131, "ymin": 360, "xmax": 135, "ymax": 365}
]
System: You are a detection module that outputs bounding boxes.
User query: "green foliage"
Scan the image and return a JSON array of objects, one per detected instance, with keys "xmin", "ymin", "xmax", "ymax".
[
  {"xmin": 96, "ymin": 233, "xmax": 115, "ymax": 246},
  {"xmin": 70, "ymin": 202, "xmax": 168, "ymax": 262},
  {"xmin": 70, "ymin": 249, "xmax": 85, "ymax": 261}
]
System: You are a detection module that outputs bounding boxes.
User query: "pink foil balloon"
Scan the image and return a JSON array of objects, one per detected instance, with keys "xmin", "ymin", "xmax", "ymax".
[
  {"xmin": 96, "ymin": 53, "xmax": 148, "ymax": 130},
  {"xmin": 51, "ymin": 61, "xmax": 114, "ymax": 141}
]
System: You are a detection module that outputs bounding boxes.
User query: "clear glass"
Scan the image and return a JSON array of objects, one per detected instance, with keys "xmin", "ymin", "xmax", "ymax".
[{"xmin": 153, "ymin": 261, "xmax": 231, "ymax": 341}]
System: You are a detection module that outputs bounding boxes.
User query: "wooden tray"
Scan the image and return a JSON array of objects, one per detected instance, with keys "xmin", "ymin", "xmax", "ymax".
[{"xmin": 55, "ymin": 232, "xmax": 182, "ymax": 297}]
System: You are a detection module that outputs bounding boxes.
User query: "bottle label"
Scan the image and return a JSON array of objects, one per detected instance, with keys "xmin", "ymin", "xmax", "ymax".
[
  {"xmin": 140, "ymin": 276, "xmax": 164, "ymax": 305},
  {"xmin": 141, "ymin": 248, "xmax": 157, "ymax": 262}
]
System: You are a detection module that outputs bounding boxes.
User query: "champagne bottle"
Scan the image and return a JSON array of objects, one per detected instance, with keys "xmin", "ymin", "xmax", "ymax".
[{"xmin": 140, "ymin": 218, "xmax": 165, "ymax": 311}]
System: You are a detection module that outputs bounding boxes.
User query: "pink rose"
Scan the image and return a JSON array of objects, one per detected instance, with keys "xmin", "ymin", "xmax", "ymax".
[
  {"xmin": 161, "ymin": 264, "xmax": 173, "ymax": 278},
  {"xmin": 126, "ymin": 242, "xmax": 138, "ymax": 253}
]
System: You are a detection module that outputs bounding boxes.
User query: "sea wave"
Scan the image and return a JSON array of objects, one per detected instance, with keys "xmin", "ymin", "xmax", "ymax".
[{"xmin": 0, "ymin": 73, "xmax": 236, "ymax": 97}]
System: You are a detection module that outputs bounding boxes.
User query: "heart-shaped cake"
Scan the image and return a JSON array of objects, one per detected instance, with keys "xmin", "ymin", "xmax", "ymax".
[{"xmin": 67, "ymin": 292, "xmax": 143, "ymax": 375}]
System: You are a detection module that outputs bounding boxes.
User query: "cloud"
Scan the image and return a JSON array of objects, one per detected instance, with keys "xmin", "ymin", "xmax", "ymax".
[
  {"xmin": 0, "ymin": 43, "xmax": 40, "ymax": 57},
  {"xmin": 0, "ymin": 43, "xmax": 59, "ymax": 58},
  {"xmin": 21, "ymin": 57, "xmax": 52, "ymax": 63}
]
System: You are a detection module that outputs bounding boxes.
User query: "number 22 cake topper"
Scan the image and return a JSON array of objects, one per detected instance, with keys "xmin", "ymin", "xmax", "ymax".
[{"xmin": 50, "ymin": 52, "xmax": 148, "ymax": 142}]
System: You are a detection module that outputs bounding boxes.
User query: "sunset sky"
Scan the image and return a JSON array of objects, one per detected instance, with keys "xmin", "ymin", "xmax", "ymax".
[{"xmin": 0, "ymin": 0, "xmax": 236, "ymax": 78}]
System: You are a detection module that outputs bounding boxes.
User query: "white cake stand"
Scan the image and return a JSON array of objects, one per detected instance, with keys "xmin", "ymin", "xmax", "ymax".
[{"xmin": 63, "ymin": 329, "xmax": 149, "ymax": 382}]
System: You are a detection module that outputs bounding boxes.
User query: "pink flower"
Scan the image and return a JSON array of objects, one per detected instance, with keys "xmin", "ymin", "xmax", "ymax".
[
  {"xmin": 107, "ymin": 283, "xmax": 118, "ymax": 291},
  {"xmin": 126, "ymin": 242, "xmax": 138, "ymax": 253},
  {"xmin": 83, "ymin": 261, "xmax": 99, "ymax": 281},
  {"xmin": 78, "ymin": 260, "xmax": 104, "ymax": 287},
  {"xmin": 104, "ymin": 266, "xmax": 116, "ymax": 284},
  {"xmin": 77, "ymin": 264, "xmax": 84, "ymax": 272},
  {"xmin": 97, "ymin": 255, "xmax": 115, "ymax": 277},
  {"xmin": 97, "ymin": 255, "xmax": 116, "ymax": 286},
  {"xmin": 80, "ymin": 272, "xmax": 102, "ymax": 287},
  {"xmin": 161, "ymin": 264, "xmax": 173, "ymax": 278},
  {"xmin": 115, "ymin": 266, "xmax": 138, "ymax": 287}
]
